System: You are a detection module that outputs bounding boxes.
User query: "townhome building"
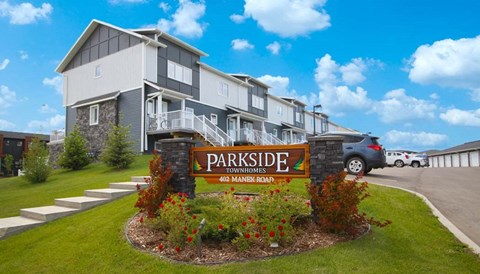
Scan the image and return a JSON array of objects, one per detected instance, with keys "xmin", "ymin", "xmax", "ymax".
[{"xmin": 55, "ymin": 20, "xmax": 329, "ymax": 154}]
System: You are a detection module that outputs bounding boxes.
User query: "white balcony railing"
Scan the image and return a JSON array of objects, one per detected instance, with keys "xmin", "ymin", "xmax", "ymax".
[{"xmin": 50, "ymin": 130, "xmax": 65, "ymax": 142}]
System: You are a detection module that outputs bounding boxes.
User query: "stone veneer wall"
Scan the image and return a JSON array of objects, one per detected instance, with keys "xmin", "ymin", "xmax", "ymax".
[
  {"xmin": 308, "ymin": 135, "xmax": 344, "ymax": 186},
  {"xmin": 76, "ymin": 100, "xmax": 117, "ymax": 155},
  {"xmin": 156, "ymin": 138, "xmax": 196, "ymax": 198},
  {"xmin": 47, "ymin": 140, "xmax": 64, "ymax": 169}
]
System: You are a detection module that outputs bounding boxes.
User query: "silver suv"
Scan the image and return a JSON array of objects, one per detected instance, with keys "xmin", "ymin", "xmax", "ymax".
[{"xmin": 321, "ymin": 133, "xmax": 387, "ymax": 175}]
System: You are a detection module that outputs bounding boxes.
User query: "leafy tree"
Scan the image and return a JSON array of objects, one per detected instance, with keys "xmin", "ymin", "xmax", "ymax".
[
  {"xmin": 100, "ymin": 117, "xmax": 136, "ymax": 169},
  {"xmin": 58, "ymin": 125, "xmax": 90, "ymax": 170},
  {"xmin": 3, "ymin": 154, "xmax": 14, "ymax": 176},
  {"xmin": 23, "ymin": 138, "xmax": 51, "ymax": 183}
]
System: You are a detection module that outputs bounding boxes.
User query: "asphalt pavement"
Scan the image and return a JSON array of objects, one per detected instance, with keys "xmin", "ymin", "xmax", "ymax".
[{"xmin": 352, "ymin": 167, "xmax": 480, "ymax": 250}]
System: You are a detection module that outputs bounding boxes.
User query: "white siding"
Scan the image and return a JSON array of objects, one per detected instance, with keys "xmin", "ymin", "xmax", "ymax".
[
  {"xmin": 63, "ymin": 43, "xmax": 143, "ymax": 106},
  {"xmin": 199, "ymin": 67, "xmax": 248, "ymax": 110},
  {"xmin": 145, "ymin": 45, "xmax": 157, "ymax": 83},
  {"xmin": 304, "ymin": 112, "xmax": 323, "ymax": 134},
  {"xmin": 470, "ymin": 151, "xmax": 479, "ymax": 167},
  {"xmin": 267, "ymin": 96, "xmax": 294, "ymax": 125}
]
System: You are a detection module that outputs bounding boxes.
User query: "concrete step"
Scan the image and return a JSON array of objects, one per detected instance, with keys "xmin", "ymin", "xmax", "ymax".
[
  {"xmin": 20, "ymin": 206, "xmax": 79, "ymax": 222},
  {"xmin": 55, "ymin": 196, "xmax": 110, "ymax": 210},
  {"xmin": 131, "ymin": 176, "xmax": 150, "ymax": 183},
  {"xmin": 84, "ymin": 188, "xmax": 134, "ymax": 199},
  {"xmin": 109, "ymin": 182, "xmax": 148, "ymax": 190},
  {"xmin": 0, "ymin": 216, "xmax": 45, "ymax": 239}
]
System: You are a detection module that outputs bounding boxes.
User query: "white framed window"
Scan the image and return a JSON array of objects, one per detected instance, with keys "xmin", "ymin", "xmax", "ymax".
[
  {"xmin": 296, "ymin": 112, "xmax": 303, "ymax": 123},
  {"xmin": 273, "ymin": 128, "xmax": 278, "ymax": 137},
  {"xmin": 167, "ymin": 60, "xmax": 192, "ymax": 85},
  {"xmin": 218, "ymin": 82, "xmax": 229, "ymax": 97},
  {"xmin": 210, "ymin": 114, "xmax": 218, "ymax": 125},
  {"xmin": 89, "ymin": 105, "xmax": 99, "ymax": 125},
  {"xmin": 276, "ymin": 106, "xmax": 283, "ymax": 116},
  {"xmin": 94, "ymin": 65, "xmax": 102, "ymax": 78},
  {"xmin": 252, "ymin": 94, "xmax": 264, "ymax": 110}
]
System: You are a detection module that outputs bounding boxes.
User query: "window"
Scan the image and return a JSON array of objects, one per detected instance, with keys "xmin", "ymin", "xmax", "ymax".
[
  {"xmin": 94, "ymin": 65, "xmax": 102, "ymax": 78},
  {"xmin": 252, "ymin": 94, "xmax": 264, "ymax": 110},
  {"xmin": 273, "ymin": 129, "xmax": 278, "ymax": 137},
  {"xmin": 167, "ymin": 60, "xmax": 192, "ymax": 85},
  {"xmin": 210, "ymin": 114, "xmax": 218, "ymax": 125},
  {"xmin": 185, "ymin": 107, "xmax": 194, "ymax": 114},
  {"xmin": 90, "ymin": 105, "xmax": 99, "ymax": 125},
  {"xmin": 218, "ymin": 82, "xmax": 229, "ymax": 97},
  {"xmin": 296, "ymin": 112, "xmax": 303, "ymax": 123},
  {"xmin": 276, "ymin": 106, "xmax": 283, "ymax": 116}
]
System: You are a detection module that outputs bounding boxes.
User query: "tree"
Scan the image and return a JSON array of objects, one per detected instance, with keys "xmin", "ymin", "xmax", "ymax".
[
  {"xmin": 3, "ymin": 154, "xmax": 14, "ymax": 176},
  {"xmin": 58, "ymin": 125, "xmax": 91, "ymax": 170},
  {"xmin": 100, "ymin": 117, "xmax": 136, "ymax": 169},
  {"xmin": 23, "ymin": 138, "xmax": 51, "ymax": 183}
]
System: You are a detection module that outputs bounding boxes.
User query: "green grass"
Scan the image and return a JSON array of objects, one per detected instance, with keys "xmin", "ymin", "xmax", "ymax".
[{"xmin": 0, "ymin": 159, "xmax": 479, "ymax": 273}]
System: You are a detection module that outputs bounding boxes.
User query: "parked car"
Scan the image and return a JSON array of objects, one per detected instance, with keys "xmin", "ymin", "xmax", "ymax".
[
  {"xmin": 409, "ymin": 153, "xmax": 429, "ymax": 168},
  {"xmin": 320, "ymin": 132, "xmax": 387, "ymax": 175},
  {"xmin": 385, "ymin": 151, "xmax": 411, "ymax": 167}
]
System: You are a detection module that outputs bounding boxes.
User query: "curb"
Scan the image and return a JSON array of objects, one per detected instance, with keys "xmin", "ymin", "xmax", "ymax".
[{"xmin": 370, "ymin": 182, "xmax": 480, "ymax": 256}]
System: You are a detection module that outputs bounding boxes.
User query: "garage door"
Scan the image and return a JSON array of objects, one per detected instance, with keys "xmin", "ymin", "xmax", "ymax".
[
  {"xmin": 445, "ymin": 155, "xmax": 452, "ymax": 167},
  {"xmin": 439, "ymin": 156, "xmax": 445, "ymax": 167},
  {"xmin": 431, "ymin": 157, "xmax": 438, "ymax": 168},
  {"xmin": 452, "ymin": 154, "xmax": 460, "ymax": 167},
  {"xmin": 470, "ymin": 151, "xmax": 480, "ymax": 167},
  {"xmin": 460, "ymin": 152, "xmax": 469, "ymax": 167}
]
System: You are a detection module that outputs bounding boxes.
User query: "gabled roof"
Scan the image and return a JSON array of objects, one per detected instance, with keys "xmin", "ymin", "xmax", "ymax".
[
  {"xmin": 281, "ymin": 122, "xmax": 307, "ymax": 133},
  {"xmin": 280, "ymin": 96, "xmax": 307, "ymax": 106},
  {"xmin": 71, "ymin": 91, "xmax": 120, "ymax": 108},
  {"xmin": 429, "ymin": 140, "xmax": 480, "ymax": 156},
  {"xmin": 198, "ymin": 62, "xmax": 253, "ymax": 87},
  {"xmin": 56, "ymin": 20, "xmax": 167, "ymax": 73},
  {"xmin": 229, "ymin": 73, "xmax": 271, "ymax": 89}
]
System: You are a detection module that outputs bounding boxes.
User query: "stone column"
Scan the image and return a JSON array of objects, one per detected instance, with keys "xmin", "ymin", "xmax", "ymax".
[
  {"xmin": 308, "ymin": 136, "xmax": 344, "ymax": 187},
  {"xmin": 156, "ymin": 138, "xmax": 196, "ymax": 199},
  {"xmin": 47, "ymin": 140, "xmax": 64, "ymax": 169}
]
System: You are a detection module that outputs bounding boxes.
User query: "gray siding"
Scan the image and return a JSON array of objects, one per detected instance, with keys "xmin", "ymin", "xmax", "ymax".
[
  {"xmin": 264, "ymin": 122, "xmax": 282, "ymax": 139},
  {"xmin": 185, "ymin": 101, "xmax": 228, "ymax": 132},
  {"xmin": 66, "ymin": 106, "xmax": 77, "ymax": 134},
  {"xmin": 294, "ymin": 105, "xmax": 305, "ymax": 129},
  {"xmin": 118, "ymin": 88, "xmax": 142, "ymax": 152},
  {"xmin": 65, "ymin": 25, "xmax": 141, "ymax": 71},
  {"xmin": 157, "ymin": 38, "xmax": 200, "ymax": 100},
  {"xmin": 248, "ymin": 84, "xmax": 268, "ymax": 118}
]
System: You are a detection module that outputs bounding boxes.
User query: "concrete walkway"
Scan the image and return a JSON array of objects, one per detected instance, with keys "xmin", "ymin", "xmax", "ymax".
[
  {"xmin": 0, "ymin": 176, "xmax": 148, "ymax": 240},
  {"xmin": 350, "ymin": 167, "xmax": 480, "ymax": 255}
]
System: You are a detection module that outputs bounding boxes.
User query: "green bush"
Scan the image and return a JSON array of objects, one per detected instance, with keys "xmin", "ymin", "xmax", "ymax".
[
  {"xmin": 23, "ymin": 138, "xmax": 51, "ymax": 183},
  {"xmin": 3, "ymin": 154, "xmax": 14, "ymax": 176},
  {"xmin": 58, "ymin": 126, "xmax": 90, "ymax": 170},
  {"xmin": 100, "ymin": 117, "xmax": 136, "ymax": 169}
]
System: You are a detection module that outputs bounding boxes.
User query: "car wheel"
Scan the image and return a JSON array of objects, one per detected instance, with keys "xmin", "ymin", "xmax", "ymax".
[
  {"xmin": 346, "ymin": 157, "xmax": 365, "ymax": 175},
  {"xmin": 412, "ymin": 161, "xmax": 420, "ymax": 168},
  {"xmin": 394, "ymin": 160, "xmax": 404, "ymax": 168},
  {"xmin": 365, "ymin": 167, "xmax": 373, "ymax": 174}
]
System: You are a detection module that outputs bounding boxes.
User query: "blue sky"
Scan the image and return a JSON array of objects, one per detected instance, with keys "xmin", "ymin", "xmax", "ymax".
[{"xmin": 1, "ymin": 0, "xmax": 479, "ymax": 151}]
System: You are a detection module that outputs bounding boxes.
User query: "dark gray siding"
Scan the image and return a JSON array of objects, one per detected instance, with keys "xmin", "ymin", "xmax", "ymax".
[
  {"xmin": 185, "ymin": 101, "xmax": 228, "ymax": 132},
  {"xmin": 264, "ymin": 122, "xmax": 282, "ymax": 139},
  {"xmin": 248, "ymin": 84, "xmax": 268, "ymax": 118},
  {"xmin": 157, "ymin": 38, "xmax": 200, "ymax": 100},
  {"xmin": 66, "ymin": 106, "xmax": 77, "ymax": 134},
  {"xmin": 118, "ymin": 88, "xmax": 142, "ymax": 152},
  {"xmin": 294, "ymin": 105, "xmax": 305, "ymax": 129},
  {"xmin": 65, "ymin": 25, "xmax": 141, "ymax": 71}
]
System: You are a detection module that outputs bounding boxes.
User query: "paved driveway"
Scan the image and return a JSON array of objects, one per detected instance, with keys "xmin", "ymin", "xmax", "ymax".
[{"xmin": 355, "ymin": 167, "xmax": 480, "ymax": 247}]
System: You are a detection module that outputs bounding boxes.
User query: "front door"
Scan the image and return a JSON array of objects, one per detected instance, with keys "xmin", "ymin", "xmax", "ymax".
[{"xmin": 228, "ymin": 118, "xmax": 237, "ymax": 140}]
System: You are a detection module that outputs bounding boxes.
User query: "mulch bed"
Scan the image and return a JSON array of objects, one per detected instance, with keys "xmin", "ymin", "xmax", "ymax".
[{"xmin": 125, "ymin": 193, "xmax": 370, "ymax": 264}]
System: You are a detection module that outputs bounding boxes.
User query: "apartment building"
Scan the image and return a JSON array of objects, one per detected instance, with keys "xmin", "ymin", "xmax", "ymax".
[{"xmin": 55, "ymin": 20, "xmax": 328, "ymax": 153}]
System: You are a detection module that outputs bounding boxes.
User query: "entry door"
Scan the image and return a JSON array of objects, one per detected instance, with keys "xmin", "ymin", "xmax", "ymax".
[
  {"xmin": 228, "ymin": 118, "xmax": 237, "ymax": 140},
  {"xmin": 243, "ymin": 121, "xmax": 254, "ymax": 142}
]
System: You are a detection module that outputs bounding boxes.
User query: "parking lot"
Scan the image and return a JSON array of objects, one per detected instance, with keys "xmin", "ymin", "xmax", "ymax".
[{"xmin": 352, "ymin": 167, "xmax": 480, "ymax": 248}]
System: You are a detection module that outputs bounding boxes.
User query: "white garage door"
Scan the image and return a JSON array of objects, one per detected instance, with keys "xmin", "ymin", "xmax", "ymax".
[
  {"xmin": 431, "ymin": 157, "xmax": 438, "ymax": 168},
  {"xmin": 452, "ymin": 154, "xmax": 460, "ymax": 167},
  {"xmin": 445, "ymin": 155, "xmax": 452, "ymax": 167},
  {"xmin": 470, "ymin": 151, "xmax": 480, "ymax": 167},
  {"xmin": 460, "ymin": 152, "xmax": 469, "ymax": 167},
  {"xmin": 439, "ymin": 156, "xmax": 445, "ymax": 167}
]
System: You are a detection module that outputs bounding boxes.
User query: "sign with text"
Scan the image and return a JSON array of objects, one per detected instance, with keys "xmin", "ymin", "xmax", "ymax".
[{"xmin": 190, "ymin": 144, "xmax": 310, "ymax": 184}]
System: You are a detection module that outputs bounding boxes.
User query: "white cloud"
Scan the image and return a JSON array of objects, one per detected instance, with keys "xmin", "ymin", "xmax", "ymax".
[
  {"xmin": 408, "ymin": 36, "xmax": 480, "ymax": 91},
  {"xmin": 0, "ymin": 58, "xmax": 9, "ymax": 70},
  {"xmin": 109, "ymin": 0, "xmax": 146, "ymax": 4},
  {"xmin": 230, "ymin": 13, "xmax": 246, "ymax": 24},
  {"xmin": 318, "ymin": 85, "xmax": 372, "ymax": 116},
  {"xmin": 258, "ymin": 74, "xmax": 314, "ymax": 105},
  {"xmin": 440, "ymin": 108, "xmax": 480, "ymax": 127},
  {"xmin": 372, "ymin": 89, "xmax": 437, "ymax": 124},
  {"xmin": 470, "ymin": 89, "xmax": 480, "ymax": 102},
  {"xmin": 39, "ymin": 104, "xmax": 57, "ymax": 114},
  {"xmin": 0, "ymin": 1, "xmax": 53, "ymax": 25},
  {"xmin": 158, "ymin": 2, "xmax": 170, "ymax": 12},
  {"xmin": 314, "ymin": 54, "xmax": 339, "ymax": 89},
  {"xmin": 231, "ymin": 39, "xmax": 254, "ymax": 50},
  {"xmin": 27, "ymin": 114, "xmax": 65, "ymax": 132},
  {"xmin": 429, "ymin": 93, "xmax": 439, "ymax": 100},
  {"xmin": 339, "ymin": 58, "xmax": 367, "ymax": 85},
  {"xmin": 42, "ymin": 75, "xmax": 62, "ymax": 94},
  {"xmin": 266, "ymin": 41, "xmax": 281, "ymax": 55},
  {"xmin": 0, "ymin": 85, "xmax": 17, "ymax": 110},
  {"xmin": 0, "ymin": 119, "xmax": 15, "ymax": 129},
  {"xmin": 156, "ymin": 0, "xmax": 207, "ymax": 38},
  {"xmin": 383, "ymin": 130, "xmax": 448, "ymax": 147},
  {"xmin": 19, "ymin": 50, "xmax": 28, "ymax": 60},
  {"xmin": 241, "ymin": 0, "xmax": 330, "ymax": 37}
]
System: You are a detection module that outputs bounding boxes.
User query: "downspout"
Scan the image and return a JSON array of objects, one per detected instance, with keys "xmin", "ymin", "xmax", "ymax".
[{"xmin": 141, "ymin": 41, "xmax": 146, "ymax": 152}]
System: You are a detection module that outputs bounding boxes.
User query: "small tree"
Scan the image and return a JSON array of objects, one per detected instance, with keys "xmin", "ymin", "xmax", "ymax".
[
  {"xmin": 3, "ymin": 154, "xmax": 14, "ymax": 176},
  {"xmin": 100, "ymin": 118, "xmax": 136, "ymax": 169},
  {"xmin": 58, "ymin": 125, "xmax": 90, "ymax": 170},
  {"xmin": 23, "ymin": 138, "xmax": 51, "ymax": 183}
]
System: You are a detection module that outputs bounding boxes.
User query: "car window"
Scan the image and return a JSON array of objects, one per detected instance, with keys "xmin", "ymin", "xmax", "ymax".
[
  {"xmin": 343, "ymin": 135, "xmax": 364, "ymax": 143},
  {"xmin": 371, "ymin": 137, "xmax": 380, "ymax": 145}
]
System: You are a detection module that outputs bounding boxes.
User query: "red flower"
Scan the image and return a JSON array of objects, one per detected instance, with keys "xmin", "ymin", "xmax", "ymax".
[
  {"xmin": 167, "ymin": 197, "xmax": 172, "ymax": 202},
  {"xmin": 187, "ymin": 236, "xmax": 193, "ymax": 242},
  {"xmin": 139, "ymin": 217, "xmax": 144, "ymax": 223},
  {"xmin": 224, "ymin": 191, "xmax": 228, "ymax": 195},
  {"xmin": 242, "ymin": 221, "xmax": 247, "ymax": 226},
  {"xmin": 159, "ymin": 203, "xmax": 164, "ymax": 208},
  {"xmin": 269, "ymin": 231, "xmax": 275, "ymax": 237},
  {"xmin": 281, "ymin": 219, "xmax": 286, "ymax": 224},
  {"xmin": 175, "ymin": 246, "xmax": 181, "ymax": 252},
  {"xmin": 184, "ymin": 226, "xmax": 188, "ymax": 231},
  {"xmin": 306, "ymin": 200, "xmax": 311, "ymax": 206},
  {"xmin": 284, "ymin": 198, "xmax": 288, "ymax": 202},
  {"xmin": 245, "ymin": 233, "xmax": 251, "ymax": 239},
  {"xmin": 192, "ymin": 229, "xmax": 197, "ymax": 235},
  {"xmin": 181, "ymin": 198, "xmax": 185, "ymax": 203},
  {"xmin": 245, "ymin": 197, "xmax": 250, "ymax": 201},
  {"xmin": 286, "ymin": 178, "xmax": 291, "ymax": 183},
  {"xmin": 158, "ymin": 243, "xmax": 164, "ymax": 250},
  {"xmin": 255, "ymin": 233, "xmax": 260, "ymax": 238},
  {"xmin": 269, "ymin": 190, "xmax": 274, "ymax": 195},
  {"xmin": 250, "ymin": 219, "xmax": 255, "ymax": 224},
  {"xmin": 280, "ymin": 231, "xmax": 285, "ymax": 237},
  {"xmin": 248, "ymin": 216, "xmax": 252, "ymax": 220},
  {"xmin": 262, "ymin": 225, "xmax": 267, "ymax": 231},
  {"xmin": 171, "ymin": 200, "xmax": 176, "ymax": 205},
  {"xmin": 192, "ymin": 215, "xmax": 197, "ymax": 219},
  {"xmin": 275, "ymin": 189, "xmax": 280, "ymax": 193},
  {"xmin": 218, "ymin": 224, "xmax": 224, "ymax": 230},
  {"xmin": 230, "ymin": 187, "xmax": 235, "ymax": 192},
  {"xmin": 278, "ymin": 225, "xmax": 283, "ymax": 231}
]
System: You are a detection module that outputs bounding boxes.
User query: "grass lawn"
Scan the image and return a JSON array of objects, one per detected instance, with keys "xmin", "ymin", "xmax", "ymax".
[{"xmin": 1, "ymin": 159, "xmax": 479, "ymax": 273}]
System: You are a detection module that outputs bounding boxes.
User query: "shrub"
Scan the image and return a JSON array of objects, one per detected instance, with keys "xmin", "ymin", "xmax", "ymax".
[
  {"xmin": 134, "ymin": 150, "xmax": 173, "ymax": 218},
  {"xmin": 307, "ymin": 171, "xmax": 391, "ymax": 235},
  {"xmin": 3, "ymin": 154, "xmax": 14, "ymax": 176},
  {"xmin": 100, "ymin": 116, "xmax": 136, "ymax": 169},
  {"xmin": 23, "ymin": 138, "xmax": 51, "ymax": 183},
  {"xmin": 57, "ymin": 125, "xmax": 90, "ymax": 170}
]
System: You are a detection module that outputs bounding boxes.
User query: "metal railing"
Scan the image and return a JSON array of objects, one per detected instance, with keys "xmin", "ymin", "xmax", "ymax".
[{"xmin": 50, "ymin": 130, "xmax": 65, "ymax": 142}]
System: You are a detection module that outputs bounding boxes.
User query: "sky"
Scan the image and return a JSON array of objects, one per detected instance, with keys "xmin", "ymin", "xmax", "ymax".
[{"xmin": 1, "ymin": 0, "xmax": 480, "ymax": 152}]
